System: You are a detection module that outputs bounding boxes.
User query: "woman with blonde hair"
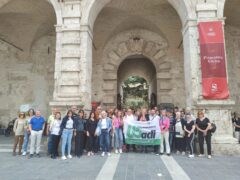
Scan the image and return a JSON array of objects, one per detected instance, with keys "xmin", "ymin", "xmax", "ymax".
[
  {"xmin": 13, "ymin": 112, "xmax": 27, "ymax": 156},
  {"xmin": 196, "ymin": 111, "xmax": 212, "ymax": 159}
]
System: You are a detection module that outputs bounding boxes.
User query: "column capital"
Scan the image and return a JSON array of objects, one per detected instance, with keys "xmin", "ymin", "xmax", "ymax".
[
  {"xmin": 80, "ymin": 24, "xmax": 93, "ymax": 40},
  {"xmin": 182, "ymin": 19, "xmax": 198, "ymax": 36}
]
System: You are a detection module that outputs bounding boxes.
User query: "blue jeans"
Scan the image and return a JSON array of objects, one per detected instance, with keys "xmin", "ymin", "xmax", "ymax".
[
  {"xmin": 114, "ymin": 128, "xmax": 123, "ymax": 149},
  {"xmin": 23, "ymin": 130, "xmax": 30, "ymax": 152},
  {"xmin": 48, "ymin": 132, "xmax": 53, "ymax": 154},
  {"xmin": 100, "ymin": 129, "xmax": 110, "ymax": 153},
  {"xmin": 61, "ymin": 129, "xmax": 73, "ymax": 156}
]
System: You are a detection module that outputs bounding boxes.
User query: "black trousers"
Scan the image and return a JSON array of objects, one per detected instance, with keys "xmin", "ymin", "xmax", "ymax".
[
  {"xmin": 175, "ymin": 137, "xmax": 184, "ymax": 152},
  {"xmin": 75, "ymin": 131, "xmax": 84, "ymax": 156},
  {"xmin": 198, "ymin": 131, "xmax": 211, "ymax": 155},
  {"xmin": 186, "ymin": 134, "xmax": 194, "ymax": 155},
  {"xmin": 87, "ymin": 135, "xmax": 96, "ymax": 152},
  {"xmin": 51, "ymin": 135, "xmax": 61, "ymax": 157}
]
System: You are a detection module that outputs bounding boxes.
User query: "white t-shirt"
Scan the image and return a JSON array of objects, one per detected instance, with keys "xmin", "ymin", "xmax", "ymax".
[
  {"xmin": 101, "ymin": 118, "xmax": 107, "ymax": 129},
  {"xmin": 66, "ymin": 118, "xmax": 73, "ymax": 129},
  {"xmin": 125, "ymin": 115, "xmax": 136, "ymax": 122},
  {"xmin": 51, "ymin": 119, "xmax": 62, "ymax": 135}
]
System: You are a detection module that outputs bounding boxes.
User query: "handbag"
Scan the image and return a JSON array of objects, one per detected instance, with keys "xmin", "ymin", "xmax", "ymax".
[{"xmin": 210, "ymin": 123, "xmax": 217, "ymax": 133}]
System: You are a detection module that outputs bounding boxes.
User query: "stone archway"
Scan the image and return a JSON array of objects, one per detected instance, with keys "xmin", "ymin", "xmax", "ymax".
[
  {"xmin": 0, "ymin": 0, "xmax": 57, "ymax": 125},
  {"xmin": 97, "ymin": 29, "xmax": 171, "ymax": 107},
  {"xmin": 81, "ymin": 0, "xmax": 196, "ymax": 30}
]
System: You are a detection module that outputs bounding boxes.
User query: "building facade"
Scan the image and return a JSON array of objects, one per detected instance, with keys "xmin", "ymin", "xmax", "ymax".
[{"xmin": 0, "ymin": 0, "xmax": 240, "ymax": 154}]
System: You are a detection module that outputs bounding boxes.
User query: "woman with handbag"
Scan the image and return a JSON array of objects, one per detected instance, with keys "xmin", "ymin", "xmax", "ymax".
[{"xmin": 196, "ymin": 111, "xmax": 212, "ymax": 159}]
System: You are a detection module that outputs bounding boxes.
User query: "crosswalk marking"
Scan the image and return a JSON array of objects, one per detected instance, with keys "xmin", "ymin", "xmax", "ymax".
[
  {"xmin": 161, "ymin": 155, "xmax": 191, "ymax": 180},
  {"xmin": 96, "ymin": 154, "xmax": 121, "ymax": 180}
]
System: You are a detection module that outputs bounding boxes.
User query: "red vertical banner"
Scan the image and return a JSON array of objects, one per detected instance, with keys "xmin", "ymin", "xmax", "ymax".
[{"xmin": 198, "ymin": 21, "xmax": 229, "ymax": 99}]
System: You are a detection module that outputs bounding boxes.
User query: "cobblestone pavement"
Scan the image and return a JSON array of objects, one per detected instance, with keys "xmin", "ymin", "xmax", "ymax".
[{"xmin": 0, "ymin": 136, "xmax": 239, "ymax": 180}]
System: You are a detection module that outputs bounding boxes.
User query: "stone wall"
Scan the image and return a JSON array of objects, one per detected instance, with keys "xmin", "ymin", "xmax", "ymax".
[
  {"xmin": 225, "ymin": 25, "xmax": 240, "ymax": 112},
  {"xmin": 0, "ymin": 36, "xmax": 55, "ymax": 126}
]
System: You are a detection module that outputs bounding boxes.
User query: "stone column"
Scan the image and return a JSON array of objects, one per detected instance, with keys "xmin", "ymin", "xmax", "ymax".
[
  {"xmin": 182, "ymin": 2, "xmax": 239, "ymax": 155},
  {"xmin": 50, "ymin": 1, "xmax": 84, "ymax": 111},
  {"xmin": 79, "ymin": 25, "xmax": 93, "ymax": 110}
]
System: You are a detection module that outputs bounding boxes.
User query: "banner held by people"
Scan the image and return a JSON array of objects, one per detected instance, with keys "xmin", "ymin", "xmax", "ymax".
[{"xmin": 124, "ymin": 118, "xmax": 161, "ymax": 145}]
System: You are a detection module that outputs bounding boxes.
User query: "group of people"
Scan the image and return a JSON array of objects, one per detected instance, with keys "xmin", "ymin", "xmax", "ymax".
[{"xmin": 12, "ymin": 105, "xmax": 215, "ymax": 160}]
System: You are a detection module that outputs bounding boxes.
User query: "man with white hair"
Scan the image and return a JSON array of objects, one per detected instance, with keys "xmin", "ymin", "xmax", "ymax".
[{"xmin": 29, "ymin": 110, "xmax": 45, "ymax": 158}]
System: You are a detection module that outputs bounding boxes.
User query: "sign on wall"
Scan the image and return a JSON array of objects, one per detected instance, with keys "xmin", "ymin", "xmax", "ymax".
[{"xmin": 198, "ymin": 21, "xmax": 230, "ymax": 99}]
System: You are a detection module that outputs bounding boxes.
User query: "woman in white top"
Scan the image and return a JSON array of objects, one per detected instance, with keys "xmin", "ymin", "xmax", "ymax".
[
  {"xmin": 50, "ymin": 112, "xmax": 62, "ymax": 159},
  {"xmin": 60, "ymin": 110, "xmax": 76, "ymax": 160}
]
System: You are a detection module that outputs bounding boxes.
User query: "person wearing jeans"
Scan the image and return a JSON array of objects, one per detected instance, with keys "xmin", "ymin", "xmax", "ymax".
[
  {"xmin": 113, "ymin": 111, "xmax": 123, "ymax": 154},
  {"xmin": 60, "ymin": 110, "xmax": 76, "ymax": 160},
  {"xmin": 184, "ymin": 113, "xmax": 195, "ymax": 158},
  {"xmin": 196, "ymin": 111, "xmax": 212, "ymax": 159},
  {"xmin": 29, "ymin": 110, "xmax": 45, "ymax": 158},
  {"xmin": 22, "ymin": 109, "xmax": 35, "ymax": 156},
  {"xmin": 97, "ymin": 111, "xmax": 112, "ymax": 157},
  {"xmin": 159, "ymin": 109, "xmax": 170, "ymax": 155}
]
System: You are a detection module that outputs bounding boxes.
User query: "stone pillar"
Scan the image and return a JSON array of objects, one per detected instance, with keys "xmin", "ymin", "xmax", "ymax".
[
  {"xmin": 79, "ymin": 25, "xmax": 93, "ymax": 110},
  {"xmin": 182, "ymin": 2, "xmax": 239, "ymax": 155},
  {"xmin": 50, "ymin": 1, "xmax": 84, "ymax": 112}
]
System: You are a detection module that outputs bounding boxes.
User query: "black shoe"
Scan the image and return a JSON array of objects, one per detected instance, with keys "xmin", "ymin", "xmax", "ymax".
[
  {"xmin": 51, "ymin": 155, "xmax": 56, "ymax": 159},
  {"xmin": 167, "ymin": 153, "xmax": 171, "ymax": 156},
  {"xmin": 36, "ymin": 154, "xmax": 41, "ymax": 158},
  {"xmin": 29, "ymin": 154, "xmax": 33, "ymax": 159},
  {"xmin": 160, "ymin": 153, "xmax": 164, "ymax": 155}
]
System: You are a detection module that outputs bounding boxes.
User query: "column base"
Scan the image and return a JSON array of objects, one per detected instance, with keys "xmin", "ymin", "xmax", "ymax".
[
  {"xmin": 193, "ymin": 100, "xmax": 239, "ymax": 155},
  {"xmin": 212, "ymin": 135, "xmax": 240, "ymax": 155}
]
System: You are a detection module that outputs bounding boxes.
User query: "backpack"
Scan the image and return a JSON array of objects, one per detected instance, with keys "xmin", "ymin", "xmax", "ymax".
[{"xmin": 210, "ymin": 123, "xmax": 217, "ymax": 133}]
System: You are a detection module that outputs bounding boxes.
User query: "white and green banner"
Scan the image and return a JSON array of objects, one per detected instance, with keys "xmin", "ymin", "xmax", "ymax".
[{"xmin": 123, "ymin": 118, "xmax": 161, "ymax": 145}]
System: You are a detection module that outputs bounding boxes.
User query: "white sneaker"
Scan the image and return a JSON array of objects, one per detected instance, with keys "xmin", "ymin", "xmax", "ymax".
[
  {"xmin": 208, "ymin": 155, "xmax": 212, "ymax": 159},
  {"xmin": 115, "ymin": 149, "xmax": 119, "ymax": 154},
  {"xmin": 61, "ymin": 156, "xmax": 67, "ymax": 160},
  {"xmin": 87, "ymin": 152, "xmax": 91, "ymax": 156},
  {"xmin": 119, "ymin": 149, "xmax": 123, "ymax": 154},
  {"xmin": 107, "ymin": 153, "xmax": 111, "ymax": 156},
  {"xmin": 101, "ymin": 152, "xmax": 105, "ymax": 157},
  {"xmin": 182, "ymin": 152, "xmax": 185, "ymax": 155},
  {"xmin": 198, "ymin": 154, "xmax": 204, "ymax": 157},
  {"xmin": 188, "ymin": 154, "xmax": 194, "ymax": 158},
  {"xmin": 22, "ymin": 152, "xmax": 27, "ymax": 156},
  {"xmin": 67, "ymin": 154, "xmax": 72, "ymax": 159},
  {"xmin": 176, "ymin": 151, "xmax": 180, "ymax": 155}
]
